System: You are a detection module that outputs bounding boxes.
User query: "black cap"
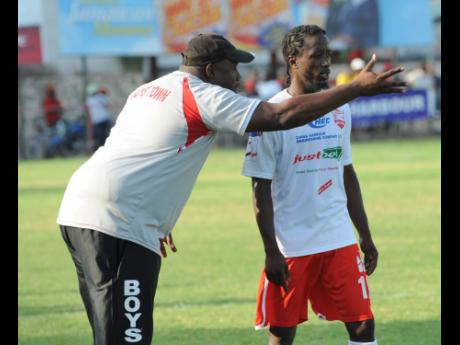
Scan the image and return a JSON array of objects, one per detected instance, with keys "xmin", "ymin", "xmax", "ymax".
[{"xmin": 182, "ymin": 34, "xmax": 254, "ymax": 66}]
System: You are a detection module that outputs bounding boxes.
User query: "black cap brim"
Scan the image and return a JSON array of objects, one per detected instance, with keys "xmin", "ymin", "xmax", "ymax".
[{"xmin": 226, "ymin": 49, "xmax": 255, "ymax": 63}]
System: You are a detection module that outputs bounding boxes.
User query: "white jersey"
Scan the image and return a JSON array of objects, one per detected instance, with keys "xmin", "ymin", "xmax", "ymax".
[
  {"xmin": 86, "ymin": 93, "xmax": 111, "ymax": 124},
  {"xmin": 58, "ymin": 71, "xmax": 260, "ymax": 256},
  {"xmin": 242, "ymin": 89, "xmax": 356, "ymax": 258}
]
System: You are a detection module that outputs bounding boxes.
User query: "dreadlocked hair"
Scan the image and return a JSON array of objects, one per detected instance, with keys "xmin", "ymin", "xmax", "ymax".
[{"xmin": 282, "ymin": 25, "xmax": 326, "ymax": 86}]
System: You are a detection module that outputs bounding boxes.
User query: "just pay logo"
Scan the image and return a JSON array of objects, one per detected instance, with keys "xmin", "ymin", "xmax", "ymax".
[{"xmin": 293, "ymin": 147, "xmax": 343, "ymax": 164}]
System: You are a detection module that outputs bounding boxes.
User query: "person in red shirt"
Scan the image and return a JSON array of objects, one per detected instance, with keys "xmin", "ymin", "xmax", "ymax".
[{"xmin": 42, "ymin": 84, "xmax": 63, "ymax": 129}]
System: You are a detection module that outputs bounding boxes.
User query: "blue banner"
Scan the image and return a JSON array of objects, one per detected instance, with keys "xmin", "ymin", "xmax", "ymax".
[
  {"xmin": 349, "ymin": 90, "xmax": 428, "ymax": 128},
  {"xmin": 58, "ymin": 0, "xmax": 162, "ymax": 55},
  {"xmin": 378, "ymin": 0, "xmax": 433, "ymax": 47},
  {"xmin": 292, "ymin": 0, "xmax": 433, "ymax": 49}
]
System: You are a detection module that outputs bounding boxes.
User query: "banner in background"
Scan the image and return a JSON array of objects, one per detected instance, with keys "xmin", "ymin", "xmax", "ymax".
[
  {"xmin": 293, "ymin": 0, "xmax": 433, "ymax": 49},
  {"xmin": 349, "ymin": 90, "xmax": 428, "ymax": 128},
  {"xmin": 18, "ymin": 26, "xmax": 43, "ymax": 65},
  {"xmin": 378, "ymin": 0, "xmax": 433, "ymax": 47},
  {"xmin": 58, "ymin": 0, "xmax": 162, "ymax": 55},
  {"xmin": 228, "ymin": 0, "xmax": 292, "ymax": 50},
  {"xmin": 161, "ymin": 0, "xmax": 227, "ymax": 53},
  {"xmin": 58, "ymin": 0, "xmax": 434, "ymax": 55}
]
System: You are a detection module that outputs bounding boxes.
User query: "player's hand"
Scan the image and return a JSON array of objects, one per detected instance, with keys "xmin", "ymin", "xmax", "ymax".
[
  {"xmin": 359, "ymin": 236, "xmax": 378, "ymax": 276},
  {"xmin": 354, "ymin": 54, "xmax": 407, "ymax": 96},
  {"xmin": 265, "ymin": 250, "xmax": 291, "ymax": 293},
  {"xmin": 159, "ymin": 234, "xmax": 177, "ymax": 258}
]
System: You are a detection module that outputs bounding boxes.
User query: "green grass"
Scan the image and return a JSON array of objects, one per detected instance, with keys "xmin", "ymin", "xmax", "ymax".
[{"xmin": 18, "ymin": 137, "xmax": 440, "ymax": 345}]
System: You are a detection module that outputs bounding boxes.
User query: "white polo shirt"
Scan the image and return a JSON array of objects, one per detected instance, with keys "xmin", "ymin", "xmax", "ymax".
[
  {"xmin": 242, "ymin": 89, "xmax": 356, "ymax": 258},
  {"xmin": 57, "ymin": 71, "xmax": 261, "ymax": 256}
]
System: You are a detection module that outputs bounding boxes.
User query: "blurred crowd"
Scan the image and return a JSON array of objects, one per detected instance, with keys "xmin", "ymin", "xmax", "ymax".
[
  {"xmin": 31, "ymin": 83, "xmax": 112, "ymax": 158},
  {"xmin": 31, "ymin": 50, "xmax": 440, "ymax": 159},
  {"xmin": 240, "ymin": 49, "xmax": 441, "ymax": 118}
]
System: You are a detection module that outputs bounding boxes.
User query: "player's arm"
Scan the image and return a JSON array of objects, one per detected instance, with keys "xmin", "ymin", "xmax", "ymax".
[
  {"xmin": 344, "ymin": 164, "xmax": 378, "ymax": 275},
  {"xmin": 246, "ymin": 55, "xmax": 406, "ymax": 132},
  {"xmin": 251, "ymin": 177, "xmax": 290, "ymax": 292}
]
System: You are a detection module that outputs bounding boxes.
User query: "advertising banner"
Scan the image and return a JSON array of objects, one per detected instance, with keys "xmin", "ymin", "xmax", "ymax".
[
  {"xmin": 57, "ymin": 0, "xmax": 434, "ymax": 55},
  {"xmin": 18, "ymin": 26, "xmax": 43, "ymax": 65},
  {"xmin": 228, "ymin": 0, "xmax": 293, "ymax": 50},
  {"xmin": 58, "ymin": 0, "xmax": 162, "ymax": 55},
  {"xmin": 292, "ymin": 0, "xmax": 433, "ymax": 49},
  {"xmin": 161, "ymin": 0, "xmax": 227, "ymax": 53},
  {"xmin": 349, "ymin": 90, "xmax": 428, "ymax": 128}
]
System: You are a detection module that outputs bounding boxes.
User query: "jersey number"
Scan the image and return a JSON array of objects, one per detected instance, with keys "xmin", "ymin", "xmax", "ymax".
[{"xmin": 358, "ymin": 276, "xmax": 369, "ymax": 299}]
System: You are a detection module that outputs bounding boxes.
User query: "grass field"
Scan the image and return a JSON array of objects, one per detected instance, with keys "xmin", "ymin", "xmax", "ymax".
[{"xmin": 18, "ymin": 137, "xmax": 440, "ymax": 345}]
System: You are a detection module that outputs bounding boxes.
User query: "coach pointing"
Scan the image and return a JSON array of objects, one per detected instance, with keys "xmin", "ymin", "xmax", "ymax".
[{"xmin": 57, "ymin": 33, "xmax": 406, "ymax": 345}]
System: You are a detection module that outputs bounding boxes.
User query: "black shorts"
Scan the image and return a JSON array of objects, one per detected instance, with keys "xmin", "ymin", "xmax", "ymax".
[
  {"xmin": 92, "ymin": 120, "xmax": 111, "ymax": 149},
  {"xmin": 60, "ymin": 225, "xmax": 161, "ymax": 345}
]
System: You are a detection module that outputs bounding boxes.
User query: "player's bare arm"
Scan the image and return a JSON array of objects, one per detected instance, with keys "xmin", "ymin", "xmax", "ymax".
[
  {"xmin": 247, "ymin": 54, "xmax": 406, "ymax": 132},
  {"xmin": 344, "ymin": 164, "xmax": 378, "ymax": 275},
  {"xmin": 252, "ymin": 177, "xmax": 290, "ymax": 292}
]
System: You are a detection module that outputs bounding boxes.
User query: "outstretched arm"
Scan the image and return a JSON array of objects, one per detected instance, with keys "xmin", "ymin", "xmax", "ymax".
[
  {"xmin": 251, "ymin": 178, "xmax": 290, "ymax": 292},
  {"xmin": 247, "ymin": 54, "xmax": 407, "ymax": 132},
  {"xmin": 344, "ymin": 164, "xmax": 378, "ymax": 275}
]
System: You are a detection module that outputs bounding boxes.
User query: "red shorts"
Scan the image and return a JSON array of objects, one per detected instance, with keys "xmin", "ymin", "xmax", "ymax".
[{"xmin": 255, "ymin": 244, "xmax": 374, "ymax": 329}]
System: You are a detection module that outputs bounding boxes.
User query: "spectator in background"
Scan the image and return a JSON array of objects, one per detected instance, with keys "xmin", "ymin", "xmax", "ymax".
[
  {"xmin": 86, "ymin": 83, "xmax": 112, "ymax": 152},
  {"xmin": 336, "ymin": 57, "xmax": 365, "ymax": 85},
  {"xmin": 244, "ymin": 70, "xmax": 260, "ymax": 97},
  {"xmin": 42, "ymin": 83, "xmax": 63, "ymax": 129},
  {"xmin": 326, "ymin": 0, "xmax": 379, "ymax": 49},
  {"xmin": 405, "ymin": 60, "xmax": 440, "ymax": 117},
  {"xmin": 256, "ymin": 70, "xmax": 283, "ymax": 100}
]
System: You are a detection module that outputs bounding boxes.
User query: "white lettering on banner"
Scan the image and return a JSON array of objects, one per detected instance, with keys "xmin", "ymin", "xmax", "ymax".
[
  {"xmin": 350, "ymin": 94, "xmax": 426, "ymax": 118},
  {"xmin": 18, "ymin": 35, "xmax": 27, "ymax": 47},
  {"xmin": 124, "ymin": 280, "xmax": 143, "ymax": 343}
]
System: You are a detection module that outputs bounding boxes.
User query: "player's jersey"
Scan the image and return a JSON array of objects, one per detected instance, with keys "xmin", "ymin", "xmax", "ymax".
[
  {"xmin": 58, "ymin": 71, "xmax": 260, "ymax": 256},
  {"xmin": 242, "ymin": 89, "xmax": 356, "ymax": 257}
]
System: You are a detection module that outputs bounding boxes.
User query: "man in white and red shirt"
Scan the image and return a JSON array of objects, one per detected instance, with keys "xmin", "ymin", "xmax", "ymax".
[
  {"xmin": 57, "ymin": 32, "xmax": 405, "ymax": 344},
  {"xmin": 243, "ymin": 25, "xmax": 379, "ymax": 345}
]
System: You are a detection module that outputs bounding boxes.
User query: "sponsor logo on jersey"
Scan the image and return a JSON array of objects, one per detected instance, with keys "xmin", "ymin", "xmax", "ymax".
[
  {"xmin": 308, "ymin": 117, "xmax": 330, "ymax": 128},
  {"xmin": 124, "ymin": 280, "xmax": 143, "ymax": 343},
  {"xmin": 318, "ymin": 179, "xmax": 333, "ymax": 195},
  {"xmin": 249, "ymin": 131, "xmax": 263, "ymax": 137},
  {"xmin": 333, "ymin": 108, "xmax": 346, "ymax": 129},
  {"xmin": 293, "ymin": 146, "xmax": 343, "ymax": 164}
]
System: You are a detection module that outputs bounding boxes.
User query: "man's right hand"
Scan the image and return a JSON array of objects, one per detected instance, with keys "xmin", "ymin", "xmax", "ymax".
[
  {"xmin": 353, "ymin": 54, "xmax": 407, "ymax": 96},
  {"xmin": 159, "ymin": 234, "xmax": 177, "ymax": 258},
  {"xmin": 265, "ymin": 250, "xmax": 291, "ymax": 293}
]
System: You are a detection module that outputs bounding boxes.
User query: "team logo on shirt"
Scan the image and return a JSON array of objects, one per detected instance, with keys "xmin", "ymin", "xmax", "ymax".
[
  {"xmin": 293, "ymin": 146, "xmax": 343, "ymax": 164},
  {"xmin": 308, "ymin": 117, "xmax": 330, "ymax": 128},
  {"xmin": 332, "ymin": 108, "xmax": 346, "ymax": 129}
]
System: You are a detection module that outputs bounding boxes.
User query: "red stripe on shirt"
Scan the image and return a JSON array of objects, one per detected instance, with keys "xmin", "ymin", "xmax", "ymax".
[{"xmin": 182, "ymin": 77, "xmax": 210, "ymax": 148}]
